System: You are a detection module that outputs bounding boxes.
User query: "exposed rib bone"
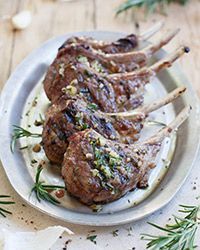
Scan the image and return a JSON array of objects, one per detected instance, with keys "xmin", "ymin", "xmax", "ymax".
[
  {"xmin": 103, "ymin": 29, "xmax": 179, "ymax": 64},
  {"xmin": 150, "ymin": 46, "xmax": 190, "ymax": 73},
  {"xmin": 139, "ymin": 21, "xmax": 164, "ymax": 41},
  {"xmin": 138, "ymin": 86, "xmax": 186, "ymax": 114},
  {"xmin": 63, "ymin": 22, "xmax": 164, "ymax": 50},
  {"xmin": 108, "ymin": 46, "xmax": 190, "ymax": 81},
  {"xmin": 143, "ymin": 29, "xmax": 180, "ymax": 57},
  {"xmin": 143, "ymin": 106, "xmax": 191, "ymax": 145},
  {"xmin": 105, "ymin": 86, "xmax": 186, "ymax": 118}
]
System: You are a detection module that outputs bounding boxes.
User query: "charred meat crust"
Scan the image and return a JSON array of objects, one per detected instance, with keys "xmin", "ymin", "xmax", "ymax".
[
  {"xmin": 42, "ymin": 98, "xmax": 144, "ymax": 164},
  {"xmin": 58, "ymin": 34, "xmax": 138, "ymax": 53}
]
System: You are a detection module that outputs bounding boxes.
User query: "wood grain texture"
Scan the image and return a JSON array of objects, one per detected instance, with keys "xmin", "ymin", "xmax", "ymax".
[
  {"xmin": 0, "ymin": 0, "xmax": 19, "ymax": 91},
  {"xmin": 0, "ymin": 0, "xmax": 199, "ymax": 96}
]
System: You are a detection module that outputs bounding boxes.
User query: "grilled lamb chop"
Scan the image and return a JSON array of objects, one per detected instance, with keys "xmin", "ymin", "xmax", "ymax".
[
  {"xmin": 45, "ymin": 29, "xmax": 179, "ymax": 93},
  {"xmin": 59, "ymin": 22, "xmax": 163, "ymax": 53},
  {"xmin": 42, "ymin": 87, "xmax": 186, "ymax": 164},
  {"xmin": 44, "ymin": 46, "xmax": 189, "ymax": 107},
  {"xmin": 61, "ymin": 106, "xmax": 190, "ymax": 205}
]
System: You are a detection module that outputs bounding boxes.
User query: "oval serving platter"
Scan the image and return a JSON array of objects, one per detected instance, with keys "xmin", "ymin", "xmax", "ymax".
[{"xmin": 0, "ymin": 31, "xmax": 199, "ymax": 226}]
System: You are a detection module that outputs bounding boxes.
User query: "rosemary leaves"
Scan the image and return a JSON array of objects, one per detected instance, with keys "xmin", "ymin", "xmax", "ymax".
[
  {"xmin": 0, "ymin": 195, "xmax": 15, "ymax": 217},
  {"xmin": 31, "ymin": 166, "xmax": 65, "ymax": 205},
  {"xmin": 116, "ymin": 0, "xmax": 190, "ymax": 15},
  {"xmin": 141, "ymin": 204, "xmax": 200, "ymax": 249},
  {"xmin": 11, "ymin": 125, "xmax": 42, "ymax": 152}
]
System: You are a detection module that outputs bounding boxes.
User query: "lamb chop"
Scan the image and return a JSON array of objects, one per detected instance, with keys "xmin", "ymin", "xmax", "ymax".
[
  {"xmin": 44, "ymin": 46, "xmax": 189, "ymax": 108},
  {"xmin": 59, "ymin": 22, "xmax": 163, "ymax": 53},
  {"xmin": 45, "ymin": 29, "xmax": 179, "ymax": 91},
  {"xmin": 42, "ymin": 87, "xmax": 186, "ymax": 164},
  {"xmin": 61, "ymin": 106, "xmax": 190, "ymax": 205}
]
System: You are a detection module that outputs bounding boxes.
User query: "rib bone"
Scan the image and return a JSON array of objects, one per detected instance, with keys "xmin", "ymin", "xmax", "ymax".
[
  {"xmin": 139, "ymin": 21, "xmax": 164, "ymax": 41},
  {"xmin": 143, "ymin": 106, "xmax": 191, "ymax": 145},
  {"xmin": 109, "ymin": 45, "xmax": 190, "ymax": 81},
  {"xmin": 104, "ymin": 29, "xmax": 180, "ymax": 66},
  {"xmin": 59, "ymin": 22, "xmax": 164, "ymax": 53},
  {"xmin": 105, "ymin": 86, "xmax": 186, "ymax": 117},
  {"xmin": 150, "ymin": 46, "xmax": 190, "ymax": 73}
]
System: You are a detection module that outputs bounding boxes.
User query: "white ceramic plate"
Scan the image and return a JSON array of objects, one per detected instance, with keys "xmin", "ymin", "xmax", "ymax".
[{"xmin": 0, "ymin": 31, "xmax": 199, "ymax": 226}]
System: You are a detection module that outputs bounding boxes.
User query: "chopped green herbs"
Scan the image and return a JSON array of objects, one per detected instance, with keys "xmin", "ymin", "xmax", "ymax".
[
  {"xmin": 91, "ymin": 60, "xmax": 105, "ymax": 73},
  {"xmin": 87, "ymin": 103, "xmax": 98, "ymax": 111},
  {"xmin": 34, "ymin": 114, "xmax": 45, "ymax": 126},
  {"xmin": 89, "ymin": 137, "xmax": 123, "ymax": 191},
  {"xmin": 31, "ymin": 166, "xmax": 65, "ymax": 205},
  {"xmin": 86, "ymin": 235, "xmax": 97, "ymax": 244},
  {"xmin": 11, "ymin": 125, "xmax": 42, "ymax": 153},
  {"xmin": 0, "ymin": 195, "xmax": 15, "ymax": 217},
  {"xmin": 90, "ymin": 204, "xmax": 103, "ymax": 213},
  {"xmin": 32, "ymin": 97, "xmax": 38, "ymax": 107},
  {"xmin": 127, "ymin": 226, "xmax": 133, "ymax": 236},
  {"xmin": 19, "ymin": 145, "xmax": 28, "ymax": 150},
  {"xmin": 31, "ymin": 159, "xmax": 38, "ymax": 164},
  {"xmin": 92, "ymin": 143, "xmax": 122, "ymax": 175},
  {"xmin": 84, "ymin": 69, "xmax": 93, "ymax": 78},
  {"xmin": 141, "ymin": 204, "xmax": 200, "ymax": 249},
  {"xmin": 112, "ymin": 229, "xmax": 119, "ymax": 237},
  {"xmin": 75, "ymin": 112, "xmax": 89, "ymax": 130},
  {"xmin": 77, "ymin": 55, "xmax": 90, "ymax": 67}
]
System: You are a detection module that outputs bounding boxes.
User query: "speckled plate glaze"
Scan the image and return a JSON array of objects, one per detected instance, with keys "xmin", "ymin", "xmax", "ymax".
[{"xmin": 0, "ymin": 31, "xmax": 199, "ymax": 226}]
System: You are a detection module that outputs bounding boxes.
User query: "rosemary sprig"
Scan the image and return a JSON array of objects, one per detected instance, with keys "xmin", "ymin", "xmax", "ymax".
[
  {"xmin": 31, "ymin": 166, "xmax": 65, "ymax": 205},
  {"xmin": 11, "ymin": 125, "xmax": 42, "ymax": 153},
  {"xmin": 116, "ymin": 0, "xmax": 190, "ymax": 15},
  {"xmin": 141, "ymin": 204, "xmax": 200, "ymax": 249},
  {"xmin": 0, "ymin": 195, "xmax": 15, "ymax": 217},
  {"xmin": 86, "ymin": 235, "xmax": 97, "ymax": 245}
]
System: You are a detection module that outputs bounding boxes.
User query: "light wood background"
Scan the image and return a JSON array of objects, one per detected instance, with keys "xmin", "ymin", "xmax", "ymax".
[{"xmin": 0, "ymin": 0, "xmax": 199, "ymax": 96}]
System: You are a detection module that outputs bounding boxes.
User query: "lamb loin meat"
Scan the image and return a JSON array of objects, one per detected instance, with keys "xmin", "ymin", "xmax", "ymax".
[
  {"xmin": 44, "ymin": 61, "xmax": 118, "ymax": 112},
  {"xmin": 42, "ymin": 98, "xmax": 120, "ymax": 164},
  {"xmin": 59, "ymin": 22, "xmax": 163, "ymax": 53},
  {"xmin": 42, "ymin": 87, "xmax": 186, "ymax": 164},
  {"xmin": 44, "ymin": 60, "xmax": 143, "ymax": 109},
  {"xmin": 61, "ymin": 107, "xmax": 190, "ymax": 205},
  {"xmin": 42, "ymin": 98, "xmax": 142, "ymax": 164},
  {"xmin": 44, "ymin": 46, "xmax": 189, "ymax": 107}
]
